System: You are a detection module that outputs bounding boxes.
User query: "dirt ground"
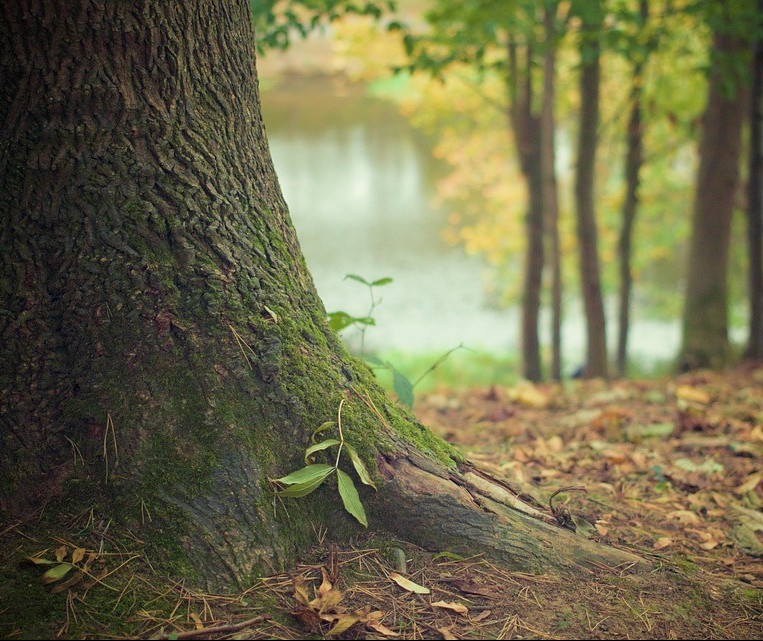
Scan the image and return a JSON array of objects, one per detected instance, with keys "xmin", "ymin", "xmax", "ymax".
[{"xmin": 2, "ymin": 365, "xmax": 762, "ymax": 639}]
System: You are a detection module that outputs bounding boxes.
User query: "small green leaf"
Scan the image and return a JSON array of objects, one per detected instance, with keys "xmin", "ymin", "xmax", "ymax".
[
  {"xmin": 371, "ymin": 277, "xmax": 393, "ymax": 286},
  {"xmin": 278, "ymin": 472, "xmax": 333, "ymax": 497},
  {"xmin": 327, "ymin": 311, "xmax": 357, "ymax": 332},
  {"xmin": 344, "ymin": 444, "xmax": 377, "ymax": 489},
  {"xmin": 304, "ymin": 439, "xmax": 341, "ymax": 463},
  {"xmin": 364, "ymin": 355, "xmax": 389, "ymax": 367},
  {"xmin": 392, "ymin": 368, "xmax": 414, "ymax": 408},
  {"xmin": 337, "ymin": 469, "xmax": 367, "ymax": 527},
  {"xmin": 312, "ymin": 421, "xmax": 335, "ymax": 442},
  {"xmin": 41, "ymin": 563, "xmax": 75, "ymax": 585},
  {"xmin": 344, "ymin": 274, "xmax": 371, "ymax": 286},
  {"xmin": 277, "ymin": 463, "xmax": 334, "ymax": 485}
]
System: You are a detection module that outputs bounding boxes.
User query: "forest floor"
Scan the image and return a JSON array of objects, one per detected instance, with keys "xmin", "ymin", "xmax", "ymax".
[{"xmin": 2, "ymin": 365, "xmax": 763, "ymax": 639}]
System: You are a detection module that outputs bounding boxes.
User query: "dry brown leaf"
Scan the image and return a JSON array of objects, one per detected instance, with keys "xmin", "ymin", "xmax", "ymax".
[
  {"xmin": 325, "ymin": 613, "xmax": 360, "ymax": 636},
  {"xmin": 318, "ymin": 566, "xmax": 333, "ymax": 598},
  {"xmin": 389, "ymin": 572, "xmax": 430, "ymax": 594},
  {"xmin": 55, "ymin": 545, "xmax": 67, "ymax": 562},
  {"xmin": 653, "ymin": 537, "xmax": 673, "ymax": 550},
  {"xmin": 437, "ymin": 625, "xmax": 458, "ymax": 640},
  {"xmin": 312, "ymin": 586, "xmax": 343, "ymax": 613},
  {"xmin": 668, "ymin": 510, "xmax": 701, "ymax": 525},
  {"xmin": 512, "ymin": 383, "xmax": 549, "ymax": 409},
  {"xmin": 293, "ymin": 576, "xmax": 311, "ymax": 606},
  {"xmin": 71, "ymin": 547, "xmax": 86, "ymax": 565},
  {"xmin": 366, "ymin": 619, "xmax": 401, "ymax": 637},
  {"xmin": 190, "ymin": 613, "xmax": 203, "ymax": 630},
  {"xmin": 676, "ymin": 385, "xmax": 710, "ymax": 404},
  {"xmin": 735, "ymin": 472, "xmax": 762, "ymax": 495},
  {"xmin": 595, "ymin": 522, "xmax": 609, "ymax": 536},
  {"xmin": 471, "ymin": 610, "xmax": 492, "ymax": 622},
  {"xmin": 432, "ymin": 600, "xmax": 469, "ymax": 616}
]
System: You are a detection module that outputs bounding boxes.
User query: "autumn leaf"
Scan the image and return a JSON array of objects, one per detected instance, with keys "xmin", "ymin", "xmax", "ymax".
[
  {"xmin": 432, "ymin": 600, "xmax": 469, "ymax": 616},
  {"xmin": 389, "ymin": 572, "xmax": 430, "ymax": 594}
]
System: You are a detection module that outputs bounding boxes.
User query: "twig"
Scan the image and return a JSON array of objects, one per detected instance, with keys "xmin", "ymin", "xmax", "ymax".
[{"xmin": 152, "ymin": 614, "xmax": 271, "ymax": 640}]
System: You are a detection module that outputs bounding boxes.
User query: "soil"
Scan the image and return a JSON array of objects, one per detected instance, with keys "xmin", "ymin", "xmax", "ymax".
[{"xmin": 2, "ymin": 365, "xmax": 762, "ymax": 639}]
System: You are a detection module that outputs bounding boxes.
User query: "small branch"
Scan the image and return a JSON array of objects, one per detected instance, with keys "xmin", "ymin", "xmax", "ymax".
[
  {"xmin": 152, "ymin": 614, "xmax": 271, "ymax": 640},
  {"xmin": 334, "ymin": 398, "xmax": 346, "ymax": 468}
]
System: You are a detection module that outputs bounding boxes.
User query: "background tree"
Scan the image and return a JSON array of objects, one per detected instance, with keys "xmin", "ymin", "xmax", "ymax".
[
  {"xmin": 678, "ymin": 14, "xmax": 750, "ymax": 370},
  {"xmin": 398, "ymin": 0, "xmax": 565, "ymax": 381},
  {"xmin": 572, "ymin": 0, "xmax": 608, "ymax": 378},
  {"xmin": 746, "ymin": 0, "xmax": 763, "ymax": 360},
  {"xmin": 0, "ymin": 0, "xmax": 642, "ymax": 591},
  {"xmin": 615, "ymin": 0, "xmax": 651, "ymax": 377}
]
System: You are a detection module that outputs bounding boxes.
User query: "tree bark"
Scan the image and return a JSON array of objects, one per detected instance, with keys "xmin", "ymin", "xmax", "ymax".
[
  {"xmin": 542, "ymin": 4, "xmax": 562, "ymax": 381},
  {"xmin": 679, "ymin": 31, "xmax": 747, "ymax": 370},
  {"xmin": 509, "ymin": 41, "xmax": 544, "ymax": 382},
  {"xmin": 746, "ymin": 1, "xmax": 763, "ymax": 360},
  {"xmin": 575, "ymin": 3, "xmax": 608, "ymax": 378},
  {"xmin": 1, "ymin": 0, "xmax": 646, "ymax": 591},
  {"xmin": 616, "ymin": 0, "xmax": 648, "ymax": 378}
]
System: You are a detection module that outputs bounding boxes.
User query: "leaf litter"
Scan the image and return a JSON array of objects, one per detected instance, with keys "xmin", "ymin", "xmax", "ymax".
[{"xmin": 2, "ymin": 365, "xmax": 763, "ymax": 639}]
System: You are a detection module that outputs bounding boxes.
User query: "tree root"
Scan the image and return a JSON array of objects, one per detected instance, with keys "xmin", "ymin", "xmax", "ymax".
[{"xmin": 371, "ymin": 451, "xmax": 649, "ymax": 576}]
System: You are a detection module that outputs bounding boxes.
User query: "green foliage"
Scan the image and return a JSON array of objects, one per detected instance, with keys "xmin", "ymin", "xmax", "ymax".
[
  {"xmin": 327, "ymin": 274, "xmax": 463, "ymax": 406},
  {"xmin": 251, "ymin": 0, "xmax": 396, "ymax": 53},
  {"xmin": 273, "ymin": 400, "xmax": 375, "ymax": 526}
]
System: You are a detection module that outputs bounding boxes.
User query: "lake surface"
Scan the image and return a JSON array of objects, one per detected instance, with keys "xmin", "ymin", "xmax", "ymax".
[{"xmin": 260, "ymin": 76, "xmax": 683, "ymax": 372}]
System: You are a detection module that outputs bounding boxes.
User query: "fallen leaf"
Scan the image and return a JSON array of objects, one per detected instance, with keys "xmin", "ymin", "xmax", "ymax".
[
  {"xmin": 437, "ymin": 625, "xmax": 458, "ymax": 640},
  {"xmin": 668, "ymin": 510, "xmax": 701, "ymax": 525},
  {"xmin": 471, "ymin": 610, "xmax": 492, "ymax": 622},
  {"xmin": 735, "ymin": 472, "xmax": 762, "ymax": 495},
  {"xmin": 653, "ymin": 537, "xmax": 673, "ymax": 550},
  {"xmin": 676, "ymin": 385, "xmax": 710, "ymax": 404},
  {"xmin": 190, "ymin": 613, "xmax": 203, "ymax": 630},
  {"xmin": 71, "ymin": 547, "xmax": 86, "ymax": 565},
  {"xmin": 366, "ymin": 619, "xmax": 401, "ymax": 636},
  {"xmin": 325, "ymin": 613, "xmax": 361, "ymax": 636},
  {"xmin": 55, "ymin": 545, "xmax": 67, "ymax": 562},
  {"xmin": 432, "ymin": 600, "xmax": 469, "ymax": 616},
  {"xmin": 389, "ymin": 572, "xmax": 430, "ymax": 594},
  {"xmin": 511, "ymin": 383, "xmax": 549, "ymax": 409}
]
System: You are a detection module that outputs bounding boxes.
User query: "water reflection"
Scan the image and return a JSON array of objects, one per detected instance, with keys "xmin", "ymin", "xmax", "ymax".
[
  {"xmin": 261, "ymin": 77, "xmax": 684, "ymax": 370},
  {"xmin": 262, "ymin": 77, "xmax": 518, "ymax": 356}
]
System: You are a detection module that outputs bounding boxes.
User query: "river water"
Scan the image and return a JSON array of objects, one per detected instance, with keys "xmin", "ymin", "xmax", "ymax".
[{"xmin": 260, "ymin": 76, "xmax": 683, "ymax": 372}]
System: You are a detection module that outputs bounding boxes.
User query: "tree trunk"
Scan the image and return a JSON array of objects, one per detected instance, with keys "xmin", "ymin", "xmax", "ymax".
[
  {"xmin": 509, "ymin": 41, "xmax": 544, "ymax": 382},
  {"xmin": 542, "ymin": 4, "xmax": 563, "ymax": 381},
  {"xmin": 1, "ymin": 0, "xmax": 646, "ymax": 592},
  {"xmin": 747, "ymin": 1, "xmax": 763, "ymax": 360},
  {"xmin": 678, "ymin": 31, "xmax": 747, "ymax": 370},
  {"xmin": 575, "ymin": 3, "xmax": 608, "ymax": 378},
  {"xmin": 616, "ymin": 0, "xmax": 648, "ymax": 378}
]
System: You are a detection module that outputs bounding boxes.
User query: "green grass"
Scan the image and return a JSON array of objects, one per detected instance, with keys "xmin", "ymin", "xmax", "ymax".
[{"xmin": 367, "ymin": 348, "xmax": 521, "ymax": 393}]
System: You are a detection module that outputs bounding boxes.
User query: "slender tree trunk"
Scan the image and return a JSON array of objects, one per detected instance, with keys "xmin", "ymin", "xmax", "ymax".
[
  {"xmin": 1, "ymin": 0, "xmax": 647, "ymax": 592},
  {"xmin": 542, "ymin": 4, "xmax": 562, "ymax": 381},
  {"xmin": 679, "ymin": 31, "xmax": 748, "ymax": 370},
  {"xmin": 575, "ymin": 4, "xmax": 608, "ymax": 378},
  {"xmin": 509, "ymin": 41, "xmax": 544, "ymax": 381},
  {"xmin": 616, "ymin": 0, "xmax": 648, "ymax": 378},
  {"xmin": 747, "ymin": 1, "xmax": 763, "ymax": 360}
]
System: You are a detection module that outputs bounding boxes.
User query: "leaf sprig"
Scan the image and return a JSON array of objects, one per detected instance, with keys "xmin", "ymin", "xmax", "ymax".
[{"xmin": 274, "ymin": 399, "xmax": 376, "ymax": 526}]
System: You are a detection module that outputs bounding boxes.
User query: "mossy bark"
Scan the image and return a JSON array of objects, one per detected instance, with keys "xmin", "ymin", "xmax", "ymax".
[{"xmin": 1, "ymin": 0, "xmax": 647, "ymax": 592}]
